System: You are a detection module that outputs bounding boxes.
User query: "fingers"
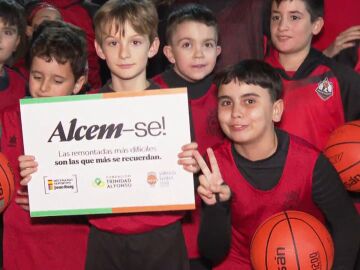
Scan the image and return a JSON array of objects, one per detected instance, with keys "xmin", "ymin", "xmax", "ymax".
[
  {"xmin": 178, "ymin": 142, "xmax": 201, "ymax": 173},
  {"xmin": 197, "ymin": 176, "xmax": 216, "ymax": 205},
  {"xmin": 19, "ymin": 155, "xmax": 38, "ymax": 178},
  {"xmin": 15, "ymin": 191, "xmax": 30, "ymax": 212},
  {"xmin": 206, "ymin": 148, "xmax": 222, "ymax": 183},
  {"xmin": 20, "ymin": 175, "xmax": 32, "ymax": 186},
  {"xmin": 193, "ymin": 150, "xmax": 211, "ymax": 177},
  {"xmin": 324, "ymin": 25, "xmax": 360, "ymax": 57}
]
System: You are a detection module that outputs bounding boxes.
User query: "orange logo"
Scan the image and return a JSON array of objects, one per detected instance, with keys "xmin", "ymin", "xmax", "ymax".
[{"xmin": 147, "ymin": 172, "xmax": 158, "ymax": 186}]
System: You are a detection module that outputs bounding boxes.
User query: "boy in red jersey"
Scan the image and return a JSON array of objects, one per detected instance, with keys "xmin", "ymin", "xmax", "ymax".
[
  {"xmin": 194, "ymin": 59, "xmax": 360, "ymax": 270},
  {"xmin": 21, "ymin": 1, "xmax": 191, "ymax": 269},
  {"xmin": 0, "ymin": 0, "xmax": 27, "ymax": 111},
  {"xmin": 1, "ymin": 21, "xmax": 89, "ymax": 270},
  {"xmin": 152, "ymin": 5, "xmax": 223, "ymax": 269}
]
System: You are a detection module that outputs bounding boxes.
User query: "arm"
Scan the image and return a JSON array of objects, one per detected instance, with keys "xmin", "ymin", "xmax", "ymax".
[
  {"xmin": 312, "ymin": 154, "xmax": 360, "ymax": 270},
  {"xmin": 194, "ymin": 149, "xmax": 232, "ymax": 265}
]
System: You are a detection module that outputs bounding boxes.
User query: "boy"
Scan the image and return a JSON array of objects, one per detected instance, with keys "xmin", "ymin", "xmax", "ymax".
[
  {"xmin": 0, "ymin": 0, "xmax": 27, "ymax": 111},
  {"xmin": 1, "ymin": 21, "xmax": 89, "ymax": 270},
  {"xmin": 194, "ymin": 59, "xmax": 360, "ymax": 270},
  {"xmin": 152, "ymin": 5, "xmax": 224, "ymax": 269},
  {"xmin": 83, "ymin": 1, "xmax": 189, "ymax": 269}
]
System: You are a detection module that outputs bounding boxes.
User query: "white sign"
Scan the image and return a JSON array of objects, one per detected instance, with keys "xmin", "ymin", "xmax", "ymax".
[{"xmin": 20, "ymin": 88, "xmax": 194, "ymax": 217}]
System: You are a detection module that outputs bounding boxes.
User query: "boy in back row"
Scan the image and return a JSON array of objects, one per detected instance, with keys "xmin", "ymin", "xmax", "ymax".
[{"xmin": 152, "ymin": 5, "xmax": 224, "ymax": 269}]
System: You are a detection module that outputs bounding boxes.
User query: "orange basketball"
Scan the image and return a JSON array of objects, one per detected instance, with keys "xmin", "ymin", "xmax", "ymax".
[
  {"xmin": 324, "ymin": 120, "xmax": 360, "ymax": 192},
  {"xmin": 250, "ymin": 211, "xmax": 334, "ymax": 270},
  {"xmin": 0, "ymin": 152, "xmax": 15, "ymax": 213}
]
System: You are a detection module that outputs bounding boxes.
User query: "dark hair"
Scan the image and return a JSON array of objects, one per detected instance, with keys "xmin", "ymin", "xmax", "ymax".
[
  {"xmin": 94, "ymin": 0, "xmax": 158, "ymax": 44},
  {"xmin": 273, "ymin": 0, "xmax": 324, "ymax": 21},
  {"xmin": 29, "ymin": 20, "xmax": 87, "ymax": 81},
  {"xmin": 24, "ymin": 1, "xmax": 61, "ymax": 26},
  {"xmin": 0, "ymin": 0, "xmax": 27, "ymax": 61},
  {"xmin": 214, "ymin": 59, "xmax": 282, "ymax": 102},
  {"xmin": 165, "ymin": 3, "xmax": 218, "ymax": 44}
]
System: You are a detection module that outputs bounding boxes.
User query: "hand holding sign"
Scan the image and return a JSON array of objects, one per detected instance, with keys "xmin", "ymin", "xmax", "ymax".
[{"xmin": 193, "ymin": 148, "xmax": 231, "ymax": 205}]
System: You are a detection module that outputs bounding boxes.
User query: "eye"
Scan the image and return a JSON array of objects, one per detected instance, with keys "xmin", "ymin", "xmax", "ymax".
[
  {"xmin": 219, "ymin": 99, "xmax": 232, "ymax": 107},
  {"xmin": 204, "ymin": 41, "xmax": 215, "ymax": 48},
  {"xmin": 31, "ymin": 74, "xmax": 42, "ymax": 81},
  {"xmin": 290, "ymin": 15, "xmax": 300, "ymax": 20},
  {"xmin": 244, "ymin": 99, "xmax": 256, "ymax": 105},
  {"xmin": 271, "ymin": 15, "xmax": 280, "ymax": 21},
  {"xmin": 107, "ymin": 40, "xmax": 117, "ymax": 47},
  {"xmin": 132, "ymin": 40, "xmax": 142, "ymax": 46},
  {"xmin": 4, "ymin": 30, "xmax": 15, "ymax": 36},
  {"xmin": 54, "ymin": 80, "xmax": 64, "ymax": 84},
  {"xmin": 181, "ymin": 42, "xmax": 191, "ymax": 48}
]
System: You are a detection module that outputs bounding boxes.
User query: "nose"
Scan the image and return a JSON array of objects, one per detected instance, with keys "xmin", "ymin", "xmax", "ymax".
[
  {"xmin": 278, "ymin": 17, "xmax": 288, "ymax": 31},
  {"xmin": 119, "ymin": 43, "xmax": 130, "ymax": 59},
  {"xmin": 193, "ymin": 44, "xmax": 204, "ymax": 58},
  {"xmin": 39, "ymin": 78, "xmax": 49, "ymax": 93},
  {"xmin": 231, "ymin": 103, "xmax": 244, "ymax": 118}
]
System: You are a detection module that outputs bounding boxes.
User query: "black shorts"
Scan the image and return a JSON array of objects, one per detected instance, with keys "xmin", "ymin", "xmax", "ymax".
[{"xmin": 86, "ymin": 221, "xmax": 189, "ymax": 270}]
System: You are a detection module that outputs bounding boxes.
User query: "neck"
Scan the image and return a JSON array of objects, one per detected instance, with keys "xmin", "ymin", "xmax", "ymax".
[
  {"xmin": 278, "ymin": 47, "xmax": 310, "ymax": 72},
  {"xmin": 110, "ymin": 72, "xmax": 149, "ymax": 92},
  {"xmin": 234, "ymin": 130, "xmax": 278, "ymax": 161}
]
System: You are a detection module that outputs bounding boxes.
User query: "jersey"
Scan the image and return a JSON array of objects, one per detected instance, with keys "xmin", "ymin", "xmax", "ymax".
[
  {"xmin": 0, "ymin": 66, "xmax": 26, "ymax": 112},
  {"xmin": 212, "ymin": 135, "xmax": 324, "ymax": 270},
  {"xmin": 153, "ymin": 68, "xmax": 224, "ymax": 259},
  {"xmin": 265, "ymin": 47, "xmax": 360, "ymax": 151},
  {"xmin": 0, "ymin": 104, "xmax": 89, "ymax": 270}
]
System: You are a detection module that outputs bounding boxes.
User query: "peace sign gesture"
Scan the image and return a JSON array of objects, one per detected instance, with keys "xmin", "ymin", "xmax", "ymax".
[{"xmin": 193, "ymin": 148, "xmax": 231, "ymax": 205}]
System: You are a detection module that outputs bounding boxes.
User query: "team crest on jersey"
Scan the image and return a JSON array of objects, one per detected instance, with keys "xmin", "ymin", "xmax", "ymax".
[{"xmin": 315, "ymin": 77, "xmax": 333, "ymax": 101}]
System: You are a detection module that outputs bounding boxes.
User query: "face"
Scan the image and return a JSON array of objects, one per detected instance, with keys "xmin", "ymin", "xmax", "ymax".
[
  {"xmin": 218, "ymin": 80, "xmax": 283, "ymax": 150},
  {"xmin": 29, "ymin": 56, "xmax": 84, "ymax": 98},
  {"xmin": 164, "ymin": 21, "xmax": 221, "ymax": 82},
  {"xmin": 270, "ymin": 0, "xmax": 323, "ymax": 58},
  {"xmin": 0, "ymin": 19, "xmax": 20, "ymax": 67},
  {"xmin": 95, "ymin": 21, "xmax": 159, "ymax": 83},
  {"xmin": 27, "ymin": 8, "xmax": 62, "ymax": 37}
]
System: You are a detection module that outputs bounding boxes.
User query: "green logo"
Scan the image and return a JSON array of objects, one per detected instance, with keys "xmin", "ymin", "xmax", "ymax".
[{"xmin": 92, "ymin": 177, "xmax": 106, "ymax": 188}]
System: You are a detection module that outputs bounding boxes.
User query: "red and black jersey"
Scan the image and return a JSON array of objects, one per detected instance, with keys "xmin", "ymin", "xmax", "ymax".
[
  {"xmin": 87, "ymin": 78, "xmax": 185, "ymax": 234},
  {"xmin": 265, "ymin": 47, "xmax": 360, "ymax": 151},
  {"xmin": 153, "ymin": 68, "xmax": 224, "ymax": 258},
  {"xmin": 0, "ymin": 67, "xmax": 26, "ymax": 112},
  {"xmin": 211, "ymin": 135, "xmax": 324, "ymax": 270},
  {"xmin": 0, "ymin": 104, "xmax": 89, "ymax": 270}
]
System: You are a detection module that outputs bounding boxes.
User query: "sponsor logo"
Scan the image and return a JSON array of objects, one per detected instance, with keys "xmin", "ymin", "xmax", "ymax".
[
  {"xmin": 275, "ymin": 247, "xmax": 287, "ymax": 269},
  {"xmin": 8, "ymin": 136, "xmax": 17, "ymax": 147},
  {"xmin": 147, "ymin": 172, "xmax": 158, "ymax": 186},
  {"xmin": 315, "ymin": 77, "xmax": 333, "ymax": 101},
  {"xmin": 92, "ymin": 177, "xmax": 106, "ymax": 188},
  {"xmin": 309, "ymin": 251, "xmax": 321, "ymax": 270},
  {"xmin": 44, "ymin": 175, "xmax": 78, "ymax": 194}
]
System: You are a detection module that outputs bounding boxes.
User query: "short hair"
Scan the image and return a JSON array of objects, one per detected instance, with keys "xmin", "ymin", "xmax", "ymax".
[
  {"xmin": 0, "ymin": 0, "xmax": 27, "ymax": 61},
  {"xmin": 29, "ymin": 20, "xmax": 87, "ymax": 81},
  {"xmin": 214, "ymin": 59, "xmax": 283, "ymax": 102},
  {"xmin": 165, "ymin": 3, "xmax": 218, "ymax": 45},
  {"xmin": 273, "ymin": 0, "xmax": 324, "ymax": 22},
  {"xmin": 94, "ymin": 0, "xmax": 158, "ymax": 44},
  {"xmin": 24, "ymin": 1, "xmax": 61, "ymax": 26}
]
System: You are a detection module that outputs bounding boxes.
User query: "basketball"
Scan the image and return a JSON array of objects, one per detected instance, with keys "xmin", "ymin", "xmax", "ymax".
[
  {"xmin": 250, "ymin": 210, "xmax": 334, "ymax": 270},
  {"xmin": 323, "ymin": 120, "xmax": 360, "ymax": 192},
  {"xmin": 0, "ymin": 152, "xmax": 15, "ymax": 213}
]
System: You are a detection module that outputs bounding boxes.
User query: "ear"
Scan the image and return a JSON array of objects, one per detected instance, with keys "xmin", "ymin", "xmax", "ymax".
[
  {"xmin": 94, "ymin": 40, "xmax": 106, "ymax": 60},
  {"xmin": 216, "ymin": 45, "xmax": 222, "ymax": 57},
  {"xmin": 312, "ymin": 17, "xmax": 324, "ymax": 36},
  {"xmin": 163, "ymin": 45, "xmax": 175, "ymax": 64},
  {"xmin": 72, "ymin": 75, "xmax": 86, "ymax": 95},
  {"xmin": 272, "ymin": 99, "xmax": 284, "ymax": 123},
  {"xmin": 148, "ymin": 37, "xmax": 160, "ymax": 58}
]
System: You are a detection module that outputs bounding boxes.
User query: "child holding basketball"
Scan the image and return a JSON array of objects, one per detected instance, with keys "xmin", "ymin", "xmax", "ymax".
[
  {"xmin": 192, "ymin": 60, "xmax": 360, "ymax": 270},
  {"xmin": 0, "ymin": 21, "xmax": 89, "ymax": 270}
]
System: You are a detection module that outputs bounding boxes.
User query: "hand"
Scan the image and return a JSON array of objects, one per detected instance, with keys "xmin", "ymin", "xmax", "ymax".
[
  {"xmin": 178, "ymin": 142, "xmax": 200, "ymax": 173},
  {"xmin": 16, "ymin": 155, "xmax": 37, "ymax": 211},
  {"xmin": 18, "ymin": 155, "xmax": 38, "ymax": 186},
  {"xmin": 323, "ymin": 25, "xmax": 360, "ymax": 57},
  {"xmin": 194, "ymin": 148, "xmax": 231, "ymax": 205}
]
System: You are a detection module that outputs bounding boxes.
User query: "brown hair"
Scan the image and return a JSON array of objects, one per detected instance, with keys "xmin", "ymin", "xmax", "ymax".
[{"xmin": 94, "ymin": 0, "xmax": 158, "ymax": 44}]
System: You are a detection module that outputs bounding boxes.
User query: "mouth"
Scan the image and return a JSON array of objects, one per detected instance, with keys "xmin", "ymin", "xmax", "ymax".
[
  {"xmin": 230, "ymin": 124, "xmax": 248, "ymax": 131},
  {"xmin": 277, "ymin": 35, "xmax": 291, "ymax": 41},
  {"xmin": 191, "ymin": 64, "xmax": 207, "ymax": 69},
  {"xmin": 117, "ymin": 64, "xmax": 135, "ymax": 69}
]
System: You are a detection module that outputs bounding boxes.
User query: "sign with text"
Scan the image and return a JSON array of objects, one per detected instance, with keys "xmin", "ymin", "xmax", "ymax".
[{"xmin": 20, "ymin": 88, "xmax": 194, "ymax": 217}]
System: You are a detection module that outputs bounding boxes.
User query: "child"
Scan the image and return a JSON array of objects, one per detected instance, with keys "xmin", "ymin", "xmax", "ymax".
[
  {"xmin": 194, "ymin": 59, "xmax": 360, "ymax": 270},
  {"xmin": 152, "ymin": 5, "xmax": 224, "ymax": 268},
  {"xmin": 79, "ymin": 1, "xmax": 189, "ymax": 269},
  {"xmin": 0, "ymin": 0, "xmax": 27, "ymax": 111},
  {"xmin": 1, "ymin": 21, "xmax": 89, "ymax": 270},
  {"xmin": 265, "ymin": 0, "xmax": 360, "ymax": 151}
]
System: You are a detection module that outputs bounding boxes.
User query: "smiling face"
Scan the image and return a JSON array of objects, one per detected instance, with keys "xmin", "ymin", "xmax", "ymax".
[
  {"xmin": 163, "ymin": 21, "xmax": 221, "ymax": 82},
  {"xmin": 29, "ymin": 56, "xmax": 84, "ymax": 98},
  {"xmin": 218, "ymin": 80, "xmax": 283, "ymax": 152},
  {"xmin": 270, "ymin": 0, "xmax": 323, "ymax": 66},
  {"xmin": 95, "ymin": 20, "xmax": 159, "ymax": 87},
  {"xmin": 0, "ymin": 19, "xmax": 20, "ymax": 69}
]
